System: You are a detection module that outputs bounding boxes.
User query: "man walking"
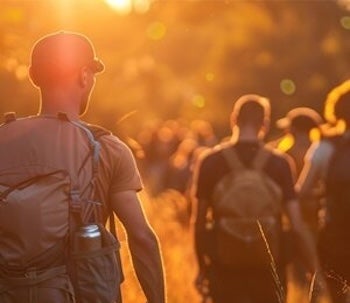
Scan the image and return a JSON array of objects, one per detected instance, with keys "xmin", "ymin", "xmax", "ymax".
[
  {"xmin": 0, "ymin": 31, "xmax": 165, "ymax": 303},
  {"xmin": 192, "ymin": 94, "xmax": 319, "ymax": 303}
]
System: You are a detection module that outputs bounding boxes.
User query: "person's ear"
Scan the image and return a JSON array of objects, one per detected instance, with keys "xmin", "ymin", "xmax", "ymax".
[
  {"xmin": 264, "ymin": 116, "xmax": 270, "ymax": 132},
  {"xmin": 259, "ymin": 117, "xmax": 270, "ymax": 139},
  {"xmin": 79, "ymin": 67, "xmax": 89, "ymax": 88}
]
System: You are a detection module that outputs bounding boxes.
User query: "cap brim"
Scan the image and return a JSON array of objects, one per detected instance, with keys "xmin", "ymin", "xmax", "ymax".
[{"xmin": 89, "ymin": 59, "xmax": 105, "ymax": 73}]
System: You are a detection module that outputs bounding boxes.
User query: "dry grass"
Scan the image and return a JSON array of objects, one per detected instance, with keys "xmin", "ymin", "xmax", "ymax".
[{"xmin": 118, "ymin": 190, "xmax": 331, "ymax": 303}]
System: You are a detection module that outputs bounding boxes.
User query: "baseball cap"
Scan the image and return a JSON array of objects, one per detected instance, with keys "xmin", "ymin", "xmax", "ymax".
[
  {"xmin": 276, "ymin": 107, "xmax": 323, "ymax": 132},
  {"xmin": 29, "ymin": 31, "xmax": 104, "ymax": 85}
]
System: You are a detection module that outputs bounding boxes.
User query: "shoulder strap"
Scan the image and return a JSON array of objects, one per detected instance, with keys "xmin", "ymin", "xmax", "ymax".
[
  {"xmin": 82, "ymin": 123, "xmax": 111, "ymax": 140},
  {"xmin": 222, "ymin": 144, "xmax": 270, "ymax": 172},
  {"xmin": 252, "ymin": 147, "xmax": 271, "ymax": 171},
  {"xmin": 221, "ymin": 146, "xmax": 245, "ymax": 172},
  {"xmin": 55, "ymin": 113, "xmax": 103, "ymax": 225},
  {"xmin": 57, "ymin": 113, "xmax": 101, "ymax": 177}
]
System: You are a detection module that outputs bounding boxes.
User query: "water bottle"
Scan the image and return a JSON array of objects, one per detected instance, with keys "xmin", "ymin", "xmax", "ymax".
[{"xmin": 74, "ymin": 224, "xmax": 102, "ymax": 252}]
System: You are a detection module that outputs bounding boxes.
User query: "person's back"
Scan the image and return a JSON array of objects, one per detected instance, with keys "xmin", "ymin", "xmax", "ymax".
[
  {"xmin": 0, "ymin": 31, "xmax": 165, "ymax": 303},
  {"xmin": 274, "ymin": 107, "xmax": 324, "ymax": 289},
  {"xmin": 192, "ymin": 95, "xmax": 319, "ymax": 303}
]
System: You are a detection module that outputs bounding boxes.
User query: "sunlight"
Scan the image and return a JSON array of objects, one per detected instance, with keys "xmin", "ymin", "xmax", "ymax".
[{"xmin": 105, "ymin": 0, "xmax": 132, "ymax": 14}]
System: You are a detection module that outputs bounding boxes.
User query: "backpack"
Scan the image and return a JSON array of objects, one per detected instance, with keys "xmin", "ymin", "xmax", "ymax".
[
  {"xmin": 211, "ymin": 146, "xmax": 283, "ymax": 268},
  {"xmin": 324, "ymin": 133, "xmax": 350, "ymax": 234},
  {"xmin": 0, "ymin": 113, "xmax": 121, "ymax": 303}
]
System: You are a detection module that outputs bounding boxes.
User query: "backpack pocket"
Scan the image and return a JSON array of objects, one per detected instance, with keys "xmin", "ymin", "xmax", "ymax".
[{"xmin": 71, "ymin": 226, "xmax": 122, "ymax": 303}]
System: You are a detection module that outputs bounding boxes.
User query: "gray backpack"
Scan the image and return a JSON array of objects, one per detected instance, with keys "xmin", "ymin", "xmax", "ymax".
[
  {"xmin": 212, "ymin": 146, "xmax": 283, "ymax": 268},
  {"xmin": 0, "ymin": 113, "xmax": 121, "ymax": 303}
]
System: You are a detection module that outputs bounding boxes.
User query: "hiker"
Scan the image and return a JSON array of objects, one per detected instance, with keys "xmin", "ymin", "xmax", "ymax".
[
  {"xmin": 275, "ymin": 107, "xmax": 324, "ymax": 289},
  {"xmin": 0, "ymin": 31, "xmax": 165, "ymax": 303},
  {"xmin": 297, "ymin": 80, "xmax": 350, "ymax": 303},
  {"xmin": 192, "ymin": 94, "xmax": 319, "ymax": 303},
  {"xmin": 275, "ymin": 107, "xmax": 323, "ymax": 178}
]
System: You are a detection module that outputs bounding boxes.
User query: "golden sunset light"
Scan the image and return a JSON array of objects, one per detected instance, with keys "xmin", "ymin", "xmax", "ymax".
[{"xmin": 1, "ymin": 1, "xmax": 350, "ymax": 302}]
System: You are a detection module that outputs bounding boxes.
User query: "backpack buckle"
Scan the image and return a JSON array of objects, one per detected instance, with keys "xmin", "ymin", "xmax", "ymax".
[
  {"xmin": 3, "ymin": 112, "xmax": 16, "ymax": 123},
  {"xmin": 70, "ymin": 189, "xmax": 82, "ymax": 212},
  {"xmin": 57, "ymin": 112, "xmax": 70, "ymax": 121},
  {"xmin": 25, "ymin": 267, "xmax": 37, "ymax": 279}
]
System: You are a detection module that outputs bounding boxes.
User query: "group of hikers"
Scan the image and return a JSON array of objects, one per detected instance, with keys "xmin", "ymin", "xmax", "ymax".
[{"xmin": 0, "ymin": 31, "xmax": 350, "ymax": 303}]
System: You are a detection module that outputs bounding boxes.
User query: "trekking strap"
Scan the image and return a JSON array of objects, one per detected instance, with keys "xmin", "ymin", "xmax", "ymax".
[
  {"xmin": 55, "ymin": 113, "xmax": 103, "ymax": 224},
  {"xmin": 2, "ymin": 266, "xmax": 66, "ymax": 287},
  {"xmin": 57, "ymin": 112, "xmax": 101, "ymax": 178},
  {"xmin": 0, "ymin": 170, "xmax": 64, "ymax": 204},
  {"xmin": 222, "ymin": 145, "xmax": 270, "ymax": 172}
]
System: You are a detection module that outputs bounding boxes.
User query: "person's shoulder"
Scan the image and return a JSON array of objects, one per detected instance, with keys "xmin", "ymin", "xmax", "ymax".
[
  {"xmin": 263, "ymin": 144, "xmax": 287, "ymax": 161},
  {"xmin": 83, "ymin": 122, "xmax": 112, "ymax": 138},
  {"xmin": 205, "ymin": 141, "xmax": 233, "ymax": 161},
  {"xmin": 262, "ymin": 144, "xmax": 294, "ymax": 169},
  {"xmin": 194, "ymin": 142, "xmax": 230, "ymax": 170},
  {"xmin": 84, "ymin": 122, "xmax": 131, "ymax": 151}
]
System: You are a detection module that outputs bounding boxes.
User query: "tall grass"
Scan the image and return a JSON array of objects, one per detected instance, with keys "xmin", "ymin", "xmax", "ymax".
[{"xmin": 118, "ymin": 190, "xmax": 331, "ymax": 303}]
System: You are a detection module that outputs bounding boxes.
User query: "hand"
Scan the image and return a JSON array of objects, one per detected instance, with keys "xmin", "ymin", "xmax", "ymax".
[{"xmin": 194, "ymin": 270, "xmax": 210, "ymax": 296}]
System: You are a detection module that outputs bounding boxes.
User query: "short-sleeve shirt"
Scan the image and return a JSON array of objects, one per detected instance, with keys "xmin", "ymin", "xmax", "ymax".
[
  {"xmin": 304, "ymin": 140, "xmax": 335, "ymax": 181},
  {"xmin": 94, "ymin": 133, "xmax": 143, "ymax": 221},
  {"xmin": 195, "ymin": 141, "xmax": 296, "ymax": 205},
  {"xmin": 0, "ymin": 116, "xmax": 143, "ymax": 229}
]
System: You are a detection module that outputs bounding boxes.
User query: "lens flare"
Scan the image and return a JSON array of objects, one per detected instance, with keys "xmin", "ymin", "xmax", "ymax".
[{"xmin": 105, "ymin": 0, "xmax": 132, "ymax": 14}]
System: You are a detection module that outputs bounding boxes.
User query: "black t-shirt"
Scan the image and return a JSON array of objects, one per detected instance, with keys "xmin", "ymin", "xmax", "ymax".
[{"xmin": 195, "ymin": 141, "xmax": 296, "ymax": 205}]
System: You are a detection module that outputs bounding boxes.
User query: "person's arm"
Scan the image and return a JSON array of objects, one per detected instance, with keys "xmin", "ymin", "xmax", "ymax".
[
  {"xmin": 111, "ymin": 190, "xmax": 166, "ymax": 303},
  {"xmin": 284, "ymin": 199, "xmax": 320, "ymax": 274},
  {"xmin": 296, "ymin": 141, "xmax": 331, "ymax": 199},
  {"xmin": 194, "ymin": 197, "xmax": 210, "ymax": 274}
]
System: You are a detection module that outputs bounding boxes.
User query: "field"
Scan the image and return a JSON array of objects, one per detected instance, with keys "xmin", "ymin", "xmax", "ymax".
[{"xmin": 118, "ymin": 190, "xmax": 331, "ymax": 303}]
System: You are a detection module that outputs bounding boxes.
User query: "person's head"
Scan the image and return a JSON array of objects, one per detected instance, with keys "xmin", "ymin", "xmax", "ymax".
[
  {"xmin": 230, "ymin": 94, "xmax": 271, "ymax": 139},
  {"xmin": 29, "ymin": 31, "xmax": 104, "ymax": 116},
  {"xmin": 324, "ymin": 80, "xmax": 350, "ymax": 131},
  {"xmin": 276, "ymin": 107, "xmax": 323, "ymax": 136}
]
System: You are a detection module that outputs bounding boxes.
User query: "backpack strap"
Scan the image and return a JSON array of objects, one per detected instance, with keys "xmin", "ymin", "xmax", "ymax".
[
  {"xmin": 57, "ymin": 113, "xmax": 102, "ymax": 224},
  {"xmin": 81, "ymin": 122, "xmax": 117, "ymax": 236},
  {"xmin": 221, "ymin": 146, "xmax": 245, "ymax": 172},
  {"xmin": 221, "ymin": 144, "xmax": 269, "ymax": 172},
  {"xmin": 252, "ymin": 148, "xmax": 271, "ymax": 171}
]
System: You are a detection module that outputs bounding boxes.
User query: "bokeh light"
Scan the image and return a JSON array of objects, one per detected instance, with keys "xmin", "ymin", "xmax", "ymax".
[
  {"xmin": 191, "ymin": 94, "xmax": 205, "ymax": 109},
  {"xmin": 340, "ymin": 16, "xmax": 350, "ymax": 29},
  {"xmin": 205, "ymin": 72, "xmax": 214, "ymax": 82},
  {"xmin": 280, "ymin": 79, "xmax": 296, "ymax": 96},
  {"xmin": 147, "ymin": 21, "xmax": 167, "ymax": 41}
]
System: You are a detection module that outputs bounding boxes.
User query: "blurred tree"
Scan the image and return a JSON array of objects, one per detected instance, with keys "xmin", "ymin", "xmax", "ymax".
[{"xmin": 0, "ymin": 0, "xmax": 349, "ymax": 140}]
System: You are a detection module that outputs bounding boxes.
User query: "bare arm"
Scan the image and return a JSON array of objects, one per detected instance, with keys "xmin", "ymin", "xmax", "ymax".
[
  {"xmin": 296, "ymin": 157, "xmax": 321, "ymax": 199},
  {"xmin": 285, "ymin": 199, "xmax": 319, "ymax": 273},
  {"xmin": 111, "ymin": 190, "xmax": 166, "ymax": 303},
  {"xmin": 194, "ymin": 197, "xmax": 210, "ymax": 273}
]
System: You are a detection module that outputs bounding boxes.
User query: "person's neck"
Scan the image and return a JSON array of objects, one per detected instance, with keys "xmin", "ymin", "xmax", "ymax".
[
  {"xmin": 237, "ymin": 127, "xmax": 261, "ymax": 142},
  {"xmin": 293, "ymin": 132, "xmax": 312, "ymax": 146},
  {"xmin": 39, "ymin": 89, "xmax": 80, "ymax": 120}
]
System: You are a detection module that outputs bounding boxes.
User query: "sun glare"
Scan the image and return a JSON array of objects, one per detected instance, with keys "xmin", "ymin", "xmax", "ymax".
[
  {"xmin": 105, "ymin": 0, "xmax": 151, "ymax": 14},
  {"xmin": 105, "ymin": 0, "xmax": 132, "ymax": 14}
]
